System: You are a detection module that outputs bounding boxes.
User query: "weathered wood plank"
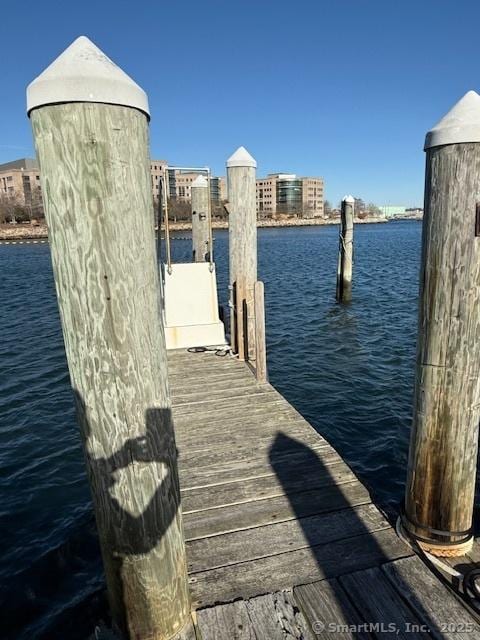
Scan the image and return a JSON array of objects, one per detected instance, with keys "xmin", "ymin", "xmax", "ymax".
[
  {"xmin": 170, "ymin": 373, "xmax": 257, "ymax": 394},
  {"xmin": 383, "ymin": 556, "xmax": 480, "ymax": 639},
  {"xmin": 173, "ymin": 404, "xmax": 310, "ymax": 432},
  {"xmin": 176, "ymin": 422, "xmax": 326, "ymax": 454},
  {"xmin": 189, "ymin": 529, "xmax": 412, "ymax": 608},
  {"xmin": 339, "ymin": 566, "xmax": 428, "ymax": 639},
  {"xmin": 294, "ymin": 579, "xmax": 368, "ymax": 640},
  {"xmin": 172, "ymin": 393, "xmax": 289, "ymax": 417},
  {"xmin": 179, "ymin": 447, "xmax": 343, "ymax": 491},
  {"xmin": 172, "ymin": 384, "xmax": 276, "ymax": 407},
  {"xmin": 245, "ymin": 591, "xmax": 314, "ymax": 639},
  {"xmin": 182, "ymin": 459, "xmax": 357, "ymax": 514},
  {"xmin": 183, "ymin": 481, "xmax": 372, "ymax": 540},
  {"xmin": 179, "ymin": 438, "xmax": 330, "ymax": 475},
  {"xmin": 196, "ymin": 600, "xmax": 256, "ymax": 639},
  {"xmin": 187, "ymin": 504, "xmax": 389, "ymax": 573},
  {"xmin": 178, "ymin": 444, "xmax": 342, "ymax": 489}
]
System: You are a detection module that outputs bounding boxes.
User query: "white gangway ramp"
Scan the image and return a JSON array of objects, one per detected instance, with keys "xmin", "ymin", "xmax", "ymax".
[{"xmin": 163, "ymin": 262, "xmax": 226, "ymax": 350}]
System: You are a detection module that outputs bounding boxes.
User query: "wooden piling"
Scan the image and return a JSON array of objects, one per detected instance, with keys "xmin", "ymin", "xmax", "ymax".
[
  {"xmin": 336, "ymin": 195, "xmax": 354, "ymax": 302},
  {"xmin": 403, "ymin": 91, "xmax": 480, "ymax": 556},
  {"xmin": 254, "ymin": 281, "xmax": 268, "ymax": 383},
  {"xmin": 191, "ymin": 175, "xmax": 210, "ymax": 262},
  {"xmin": 227, "ymin": 146, "xmax": 257, "ymax": 360},
  {"xmin": 27, "ymin": 36, "xmax": 191, "ymax": 637}
]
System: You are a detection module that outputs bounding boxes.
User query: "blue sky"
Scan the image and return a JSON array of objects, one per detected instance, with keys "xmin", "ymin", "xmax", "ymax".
[{"xmin": 1, "ymin": 0, "xmax": 479, "ymax": 207}]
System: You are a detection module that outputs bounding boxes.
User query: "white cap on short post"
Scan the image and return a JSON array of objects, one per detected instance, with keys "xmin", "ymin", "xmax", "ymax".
[
  {"xmin": 424, "ymin": 90, "xmax": 480, "ymax": 149},
  {"xmin": 226, "ymin": 146, "xmax": 257, "ymax": 168},
  {"xmin": 191, "ymin": 175, "xmax": 208, "ymax": 188},
  {"xmin": 343, "ymin": 195, "xmax": 355, "ymax": 204},
  {"xmin": 26, "ymin": 35, "xmax": 149, "ymax": 117}
]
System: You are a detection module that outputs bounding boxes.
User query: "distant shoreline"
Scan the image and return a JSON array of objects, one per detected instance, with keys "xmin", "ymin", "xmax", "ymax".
[{"xmin": 0, "ymin": 215, "xmax": 422, "ymax": 242}]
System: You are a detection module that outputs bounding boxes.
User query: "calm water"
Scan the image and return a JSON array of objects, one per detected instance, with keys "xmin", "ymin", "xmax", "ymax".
[{"xmin": 1, "ymin": 221, "xmax": 421, "ymax": 639}]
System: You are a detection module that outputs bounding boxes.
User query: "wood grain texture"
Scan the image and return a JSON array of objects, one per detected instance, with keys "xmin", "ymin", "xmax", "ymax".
[
  {"xmin": 383, "ymin": 556, "xmax": 480, "ymax": 639},
  {"xmin": 336, "ymin": 200, "xmax": 354, "ymax": 302},
  {"xmin": 197, "ymin": 600, "xmax": 256, "ymax": 640},
  {"xmin": 254, "ymin": 281, "xmax": 268, "ymax": 382},
  {"xmin": 339, "ymin": 567, "xmax": 428, "ymax": 639},
  {"xmin": 178, "ymin": 444, "xmax": 341, "ymax": 491},
  {"xmin": 188, "ymin": 529, "xmax": 412, "ymax": 608},
  {"xmin": 187, "ymin": 503, "xmax": 389, "ymax": 573},
  {"xmin": 30, "ymin": 103, "xmax": 190, "ymax": 639},
  {"xmin": 245, "ymin": 592, "xmax": 314, "ymax": 639},
  {"xmin": 294, "ymin": 579, "xmax": 368, "ymax": 640},
  {"xmin": 228, "ymin": 164, "xmax": 257, "ymax": 359},
  {"xmin": 183, "ymin": 481, "xmax": 372, "ymax": 541},
  {"xmin": 405, "ymin": 144, "xmax": 480, "ymax": 549},
  {"xmin": 182, "ymin": 460, "xmax": 357, "ymax": 514},
  {"xmin": 191, "ymin": 181, "xmax": 210, "ymax": 262}
]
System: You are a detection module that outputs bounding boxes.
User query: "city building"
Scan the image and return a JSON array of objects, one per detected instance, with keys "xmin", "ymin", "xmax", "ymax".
[
  {"xmin": 0, "ymin": 158, "xmax": 43, "ymax": 215},
  {"xmin": 256, "ymin": 173, "xmax": 324, "ymax": 218},
  {"xmin": 166, "ymin": 169, "xmax": 223, "ymax": 203},
  {"xmin": 150, "ymin": 159, "xmax": 168, "ymax": 200},
  {"xmin": 379, "ymin": 205, "xmax": 407, "ymax": 218}
]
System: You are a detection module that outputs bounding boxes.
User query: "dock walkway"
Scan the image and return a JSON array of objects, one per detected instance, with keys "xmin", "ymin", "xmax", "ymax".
[{"xmin": 168, "ymin": 350, "xmax": 480, "ymax": 639}]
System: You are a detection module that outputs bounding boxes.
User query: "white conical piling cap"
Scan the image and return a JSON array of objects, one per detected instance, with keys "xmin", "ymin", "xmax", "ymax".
[
  {"xmin": 226, "ymin": 146, "xmax": 257, "ymax": 168},
  {"xmin": 425, "ymin": 90, "xmax": 480, "ymax": 149},
  {"xmin": 27, "ymin": 36, "xmax": 149, "ymax": 118},
  {"xmin": 343, "ymin": 195, "xmax": 355, "ymax": 204},
  {"xmin": 191, "ymin": 175, "xmax": 208, "ymax": 188}
]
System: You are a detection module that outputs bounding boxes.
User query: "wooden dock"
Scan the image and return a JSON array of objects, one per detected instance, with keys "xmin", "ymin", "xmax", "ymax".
[{"xmin": 169, "ymin": 349, "xmax": 480, "ymax": 639}]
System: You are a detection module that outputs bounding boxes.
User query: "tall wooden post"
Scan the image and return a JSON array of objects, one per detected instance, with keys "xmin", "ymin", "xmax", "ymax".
[
  {"xmin": 403, "ymin": 90, "xmax": 480, "ymax": 557},
  {"xmin": 227, "ymin": 146, "xmax": 257, "ymax": 360},
  {"xmin": 27, "ymin": 37, "xmax": 191, "ymax": 637},
  {"xmin": 336, "ymin": 195, "xmax": 354, "ymax": 302},
  {"xmin": 191, "ymin": 175, "xmax": 210, "ymax": 262}
]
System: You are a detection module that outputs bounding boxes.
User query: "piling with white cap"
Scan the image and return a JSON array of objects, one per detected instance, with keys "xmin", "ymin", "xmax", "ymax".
[
  {"xmin": 336, "ymin": 195, "xmax": 355, "ymax": 302},
  {"xmin": 226, "ymin": 146, "xmax": 257, "ymax": 360},
  {"xmin": 403, "ymin": 91, "xmax": 480, "ymax": 556},
  {"xmin": 28, "ymin": 36, "xmax": 191, "ymax": 638},
  {"xmin": 191, "ymin": 174, "xmax": 210, "ymax": 262}
]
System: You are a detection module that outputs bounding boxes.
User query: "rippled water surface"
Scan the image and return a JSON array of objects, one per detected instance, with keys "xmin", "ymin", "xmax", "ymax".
[{"xmin": 1, "ymin": 221, "xmax": 421, "ymax": 638}]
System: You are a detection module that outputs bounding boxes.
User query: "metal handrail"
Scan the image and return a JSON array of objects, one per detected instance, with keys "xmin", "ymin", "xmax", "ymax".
[
  {"xmin": 162, "ymin": 168, "xmax": 172, "ymax": 274},
  {"xmin": 161, "ymin": 165, "xmax": 214, "ymax": 273}
]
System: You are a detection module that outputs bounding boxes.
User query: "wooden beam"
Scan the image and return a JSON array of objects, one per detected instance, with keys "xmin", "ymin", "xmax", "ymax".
[
  {"xmin": 336, "ymin": 195, "xmax": 354, "ymax": 302},
  {"xmin": 227, "ymin": 146, "xmax": 257, "ymax": 359},
  {"xmin": 404, "ymin": 91, "xmax": 480, "ymax": 556},
  {"xmin": 28, "ymin": 36, "xmax": 190, "ymax": 639},
  {"xmin": 191, "ymin": 175, "xmax": 210, "ymax": 262},
  {"xmin": 254, "ymin": 281, "xmax": 268, "ymax": 382}
]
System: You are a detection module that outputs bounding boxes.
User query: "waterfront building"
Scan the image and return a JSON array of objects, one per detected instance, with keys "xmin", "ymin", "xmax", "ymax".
[
  {"xmin": 150, "ymin": 159, "xmax": 168, "ymax": 201},
  {"xmin": 380, "ymin": 205, "xmax": 407, "ymax": 218},
  {"xmin": 256, "ymin": 173, "xmax": 324, "ymax": 218},
  {"xmin": 0, "ymin": 158, "xmax": 43, "ymax": 215},
  {"xmin": 167, "ymin": 170, "xmax": 224, "ymax": 203}
]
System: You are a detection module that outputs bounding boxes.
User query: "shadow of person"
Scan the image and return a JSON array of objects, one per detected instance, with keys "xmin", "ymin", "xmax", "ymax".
[
  {"xmin": 269, "ymin": 431, "xmax": 445, "ymax": 639},
  {"xmin": 73, "ymin": 389, "xmax": 181, "ymax": 555},
  {"xmin": 72, "ymin": 390, "xmax": 187, "ymax": 636}
]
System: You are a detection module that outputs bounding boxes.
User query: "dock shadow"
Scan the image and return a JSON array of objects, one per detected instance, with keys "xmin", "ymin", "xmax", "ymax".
[{"xmin": 268, "ymin": 432, "xmax": 448, "ymax": 638}]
